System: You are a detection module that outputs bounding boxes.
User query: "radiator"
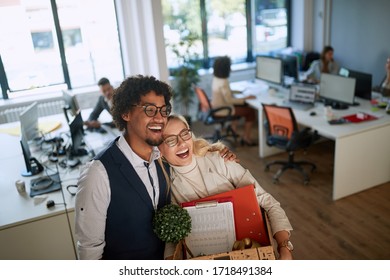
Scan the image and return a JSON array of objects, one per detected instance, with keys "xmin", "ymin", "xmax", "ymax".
[
  {"xmin": 2, "ymin": 100, "xmax": 65, "ymax": 123},
  {"xmin": 0, "ymin": 111, "xmax": 7, "ymax": 124}
]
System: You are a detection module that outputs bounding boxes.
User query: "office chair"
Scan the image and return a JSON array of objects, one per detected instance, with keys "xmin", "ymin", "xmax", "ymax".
[
  {"xmin": 262, "ymin": 103, "xmax": 319, "ymax": 185},
  {"xmin": 194, "ymin": 85, "xmax": 240, "ymax": 143},
  {"xmin": 302, "ymin": 51, "xmax": 320, "ymax": 71}
]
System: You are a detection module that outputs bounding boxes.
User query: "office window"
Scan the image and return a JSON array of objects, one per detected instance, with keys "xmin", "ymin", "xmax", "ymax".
[
  {"xmin": 0, "ymin": 1, "xmax": 64, "ymax": 93},
  {"xmin": 254, "ymin": 0, "xmax": 288, "ymax": 53},
  {"xmin": 0, "ymin": 0, "xmax": 123, "ymax": 99},
  {"xmin": 162, "ymin": 0, "xmax": 203, "ymax": 68},
  {"xmin": 206, "ymin": 0, "xmax": 247, "ymax": 62},
  {"xmin": 162, "ymin": 0, "xmax": 290, "ymax": 70}
]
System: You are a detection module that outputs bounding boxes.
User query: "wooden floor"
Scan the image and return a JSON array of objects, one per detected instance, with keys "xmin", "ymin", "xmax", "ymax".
[{"xmin": 191, "ymin": 120, "xmax": 390, "ymax": 260}]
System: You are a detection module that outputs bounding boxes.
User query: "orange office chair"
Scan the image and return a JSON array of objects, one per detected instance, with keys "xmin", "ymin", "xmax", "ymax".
[
  {"xmin": 194, "ymin": 85, "xmax": 240, "ymax": 143},
  {"xmin": 262, "ymin": 103, "xmax": 319, "ymax": 184}
]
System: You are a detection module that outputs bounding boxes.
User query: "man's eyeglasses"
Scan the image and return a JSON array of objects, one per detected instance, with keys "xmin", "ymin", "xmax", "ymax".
[
  {"xmin": 132, "ymin": 104, "xmax": 171, "ymax": 117},
  {"xmin": 163, "ymin": 129, "xmax": 192, "ymax": 147}
]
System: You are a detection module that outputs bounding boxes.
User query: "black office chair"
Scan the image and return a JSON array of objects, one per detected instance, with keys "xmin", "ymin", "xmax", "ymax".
[
  {"xmin": 262, "ymin": 103, "xmax": 319, "ymax": 185},
  {"xmin": 194, "ymin": 85, "xmax": 240, "ymax": 143},
  {"xmin": 302, "ymin": 51, "xmax": 320, "ymax": 71}
]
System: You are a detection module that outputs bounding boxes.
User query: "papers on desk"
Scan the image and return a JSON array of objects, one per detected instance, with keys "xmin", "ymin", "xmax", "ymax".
[
  {"xmin": 0, "ymin": 121, "xmax": 61, "ymax": 136},
  {"xmin": 230, "ymin": 80, "xmax": 267, "ymax": 96},
  {"xmin": 182, "ymin": 199, "xmax": 236, "ymax": 257}
]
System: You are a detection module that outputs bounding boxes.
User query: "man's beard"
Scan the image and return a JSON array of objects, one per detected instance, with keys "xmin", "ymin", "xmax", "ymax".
[{"xmin": 146, "ymin": 138, "xmax": 163, "ymax": 146}]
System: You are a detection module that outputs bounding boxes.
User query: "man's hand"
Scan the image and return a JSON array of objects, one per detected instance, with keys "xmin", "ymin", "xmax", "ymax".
[
  {"xmin": 219, "ymin": 147, "xmax": 240, "ymax": 163},
  {"xmin": 84, "ymin": 120, "xmax": 101, "ymax": 129},
  {"xmin": 245, "ymin": 95, "xmax": 257, "ymax": 100}
]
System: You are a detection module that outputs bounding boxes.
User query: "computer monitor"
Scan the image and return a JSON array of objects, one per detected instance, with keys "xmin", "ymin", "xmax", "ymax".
[
  {"xmin": 339, "ymin": 68, "xmax": 372, "ymax": 100},
  {"xmin": 280, "ymin": 54, "xmax": 299, "ymax": 82},
  {"xmin": 68, "ymin": 111, "xmax": 88, "ymax": 156},
  {"xmin": 319, "ymin": 73, "xmax": 356, "ymax": 110},
  {"xmin": 62, "ymin": 90, "xmax": 80, "ymax": 122},
  {"xmin": 20, "ymin": 135, "xmax": 44, "ymax": 177},
  {"xmin": 19, "ymin": 102, "xmax": 39, "ymax": 142},
  {"xmin": 255, "ymin": 55, "xmax": 283, "ymax": 87}
]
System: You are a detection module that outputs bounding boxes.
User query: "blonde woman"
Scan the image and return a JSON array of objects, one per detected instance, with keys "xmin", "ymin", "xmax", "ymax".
[{"xmin": 159, "ymin": 114, "xmax": 293, "ymax": 260}]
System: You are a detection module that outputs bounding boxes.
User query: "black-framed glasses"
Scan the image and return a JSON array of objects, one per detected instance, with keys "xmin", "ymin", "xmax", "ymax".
[
  {"xmin": 132, "ymin": 104, "xmax": 171, "ymax": 117},
  {"xmin": 163, "ymin": 129, "xmax": 192, "ymax": 147}
]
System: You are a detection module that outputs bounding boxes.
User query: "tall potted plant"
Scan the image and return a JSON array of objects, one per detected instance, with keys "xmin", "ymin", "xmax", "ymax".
[{"xmin": 168, "ymin": 25, "xmax": 201, "ymax": 123}]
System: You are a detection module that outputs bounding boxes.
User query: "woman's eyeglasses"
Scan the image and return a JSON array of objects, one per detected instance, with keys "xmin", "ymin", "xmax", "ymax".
[
  {"xmin": 163, "ymin": 129, "xmax": 192, "ymax": 147},
  {"xmin": 132, "ymin": 104, "xmax": 171, "ymax": 117}
]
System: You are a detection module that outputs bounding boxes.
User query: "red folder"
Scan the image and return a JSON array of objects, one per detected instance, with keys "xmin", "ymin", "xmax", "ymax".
[
  {"xmin": 342, "ymin": 113, "xmax": 378, "ymax": 123},
  {"xmin": 181, "ymin": 185, "xmax": 270, "ymax": 246}
]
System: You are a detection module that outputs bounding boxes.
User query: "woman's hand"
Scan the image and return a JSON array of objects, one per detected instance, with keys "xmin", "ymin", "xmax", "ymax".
[
  {"xmin": 219, "ymin": 147, "xmax": 240, "ymax": 163},
  {"xmin": 278, "ymin": 247, "xmax": 293, "ymax": 260}
]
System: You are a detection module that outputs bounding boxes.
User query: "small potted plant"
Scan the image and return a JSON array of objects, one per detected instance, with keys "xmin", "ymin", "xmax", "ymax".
[{"xmin": 153, "ymin": 204, "xmax": 193, "ymax": 258}]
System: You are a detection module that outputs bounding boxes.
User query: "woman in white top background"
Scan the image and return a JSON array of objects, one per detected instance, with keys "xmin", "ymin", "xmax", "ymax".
[
  {"xmin": 211, "ymin": 56, "xmax": 257, "ymax": 146},
  {"xmin": 306, "ymin": 45, "xmax": 340, "ymax": 84}
]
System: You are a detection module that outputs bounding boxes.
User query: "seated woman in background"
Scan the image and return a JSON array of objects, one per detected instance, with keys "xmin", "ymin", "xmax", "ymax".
[
  {"xmin": 159, "ymin": 114, "xmax": 293, "ymax": 260},
  {"xmin": 306, "ymin": 45, "xmax": 340, "ymax": 84},
  {"xmin": 211, "ymin": 56, "xmax": 257, "ymax": 146},
  {"xmin": 381, "ymin": 57, "xmax": 390, "ymax": 113}
]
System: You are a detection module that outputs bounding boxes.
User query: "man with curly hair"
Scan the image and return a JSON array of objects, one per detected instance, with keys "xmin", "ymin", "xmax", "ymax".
[{"xmin": 75, "ymin": 75, "xmax": 173, "ymax": 260}]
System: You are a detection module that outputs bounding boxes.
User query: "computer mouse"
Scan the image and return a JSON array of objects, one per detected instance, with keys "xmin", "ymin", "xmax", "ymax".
[
  {"xmin": 46, "ymin": 200, "xmax": 55, "ymax": 208},
  {"xmin": 310, "ymin": 111, "xmax": 316, "ymax": 116}
]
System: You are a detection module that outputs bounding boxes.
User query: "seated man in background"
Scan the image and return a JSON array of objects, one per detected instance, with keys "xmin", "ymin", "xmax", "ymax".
[{"xmin": 84, "ymin": 77, "xmax": 115, "ymax": 129}]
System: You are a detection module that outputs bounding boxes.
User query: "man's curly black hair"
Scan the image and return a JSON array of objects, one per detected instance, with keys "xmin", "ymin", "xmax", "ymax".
[
  {"xmin": 213, "ymin": 56, "xmax": 231, "ymax": 78},
  {"xmin": 111, "ymin": 75, "xmax": 173, "ymax": 131}
]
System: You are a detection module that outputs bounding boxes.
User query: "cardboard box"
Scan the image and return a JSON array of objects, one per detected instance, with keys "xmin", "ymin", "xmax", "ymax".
[{"xmin": 173, "ymin": 213, "xmax": 276, "ymax": 260}]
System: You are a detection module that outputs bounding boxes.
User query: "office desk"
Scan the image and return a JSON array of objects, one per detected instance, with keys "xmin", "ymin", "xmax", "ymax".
[
  {"xmin": 0, "ymin": 112, "xmax": 120, "ymax": 259},
  {"xmin": 233, "ymin": 80, "xmax": 390, "ymax": 200}
]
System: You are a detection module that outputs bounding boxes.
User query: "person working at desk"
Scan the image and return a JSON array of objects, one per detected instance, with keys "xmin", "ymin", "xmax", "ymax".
[
  {"xmin": 381, "ymin": 57, "xmax": 390, "ymax": 113},
  {"xmin": 159, "ymin": 114, "xmax": 294, "ymax": 260},
  {"xmin": 84, "ymin": 77, "xmax": 114, "ymax": 129},
  {"xmin": 305, "ymin": 46, "xmax": 340, "ymax": 84},
  {"xmin": 381, "ymin": 57, "xmax": 390, "ymax": 94},
  {"xmin": 211, "ymin": 56, "xmax": 257, "ymax": 146},
  {"xmin": 75, "ymin": 75, "xmax": 236, "ymax": 260}
]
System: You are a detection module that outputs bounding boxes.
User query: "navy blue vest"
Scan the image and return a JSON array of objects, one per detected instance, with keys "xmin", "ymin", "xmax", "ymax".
[{"xmin": 97, "ymin": 138, "xmax": 170, "ymax": 259}]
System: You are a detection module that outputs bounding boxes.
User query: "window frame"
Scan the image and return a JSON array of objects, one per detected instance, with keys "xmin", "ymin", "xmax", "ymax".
[
  {"xmin": 0, "ymin": 0, "xmax": 124, "ymax": 100},
  {"xmin": 164, "ymin": 0, "xmax": 291, "ymax": 74}
]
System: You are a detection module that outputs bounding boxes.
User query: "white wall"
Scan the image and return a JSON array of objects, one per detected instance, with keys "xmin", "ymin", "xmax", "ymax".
[{"xmin": 330, "ymin": 0, "xmax": 390, "ymax": 85}]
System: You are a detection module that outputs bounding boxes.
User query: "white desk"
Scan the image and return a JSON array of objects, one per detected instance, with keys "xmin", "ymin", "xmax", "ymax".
[
  {"xmin": 233, "ymin": 80, "xmax": 390, "ymax": 201},
  {"xmin": 0, "ymin": 111, "xmax": 119, "ymax": 259}
]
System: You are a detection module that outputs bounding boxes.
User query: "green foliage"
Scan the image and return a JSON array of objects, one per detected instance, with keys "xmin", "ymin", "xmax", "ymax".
[
  {"xmin": 168, "ymin": 25, "xmax": 201, "ymax": 116},
  {"xmin": 171, "ymin": 65, "xmax": 199, "ymax": 115},
  {"xmin": 153, "ymin": 204, "xmax": 192, "ymax": 243}
]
